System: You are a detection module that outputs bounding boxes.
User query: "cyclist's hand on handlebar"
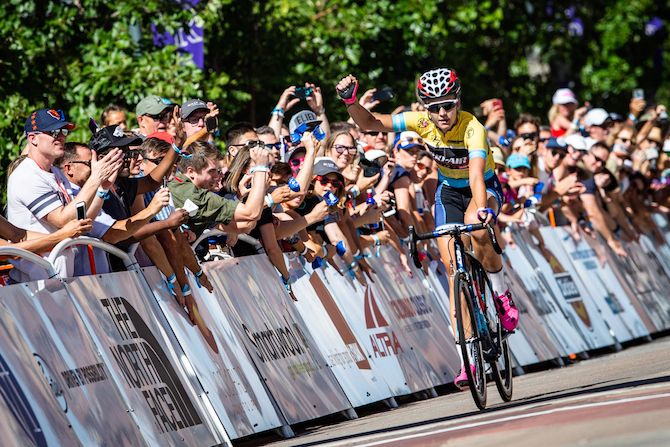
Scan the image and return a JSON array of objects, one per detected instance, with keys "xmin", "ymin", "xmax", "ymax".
[{"xmin": 476, "ymin": 207, "xmax": 496, "ymax": 225}]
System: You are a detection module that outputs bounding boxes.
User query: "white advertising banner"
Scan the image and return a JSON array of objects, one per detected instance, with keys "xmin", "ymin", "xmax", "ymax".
[
  {"xmin": 0, "ymin": 303, "xmax": 82, "ymax": 447},
  {"xmin": 505, "ymin": 231, "xmax": 590, "ymax": 356},
  {"xmin": 538, "ymin": 228, "xmax": 625, "ymax": 347},
  {"xmin": 366, "ymin": 248, "xmax": 461, "ymax": 386},
  {"xmin": 0, "ymin": 279, "xmax": 146, "ymax": 446},
  {"xmin": 203, "ymin": 256, "xmax": 352, "ymax": 425},
  {"xmin": 548, "ymin": 227, "xmax": 650, "ymax": 342},
  {"xmin": 287, "ymin": 255, "xmax": 394, "ymax": 407},
  {"xmin": 143, "ymin": 266, "xmax": 285, "ymax": 439},
  {"xmin": 318, "ymin": 261, "xmax": 440, "ymax": 396},
  {"xmin": 65, "ymin": 272, "xmax": 221, "ymax": 446}
]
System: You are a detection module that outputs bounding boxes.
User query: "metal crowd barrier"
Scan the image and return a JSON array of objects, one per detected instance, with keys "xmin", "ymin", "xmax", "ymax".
[{"xmin": 0, "ymin": 221, "xmax": 669, "ymax": 445}]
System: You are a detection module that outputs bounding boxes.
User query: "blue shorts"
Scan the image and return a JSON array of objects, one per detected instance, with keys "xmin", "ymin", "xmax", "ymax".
[{"xmin": 434, "ymin": 174, "xmax": 504, "ymax": 227}]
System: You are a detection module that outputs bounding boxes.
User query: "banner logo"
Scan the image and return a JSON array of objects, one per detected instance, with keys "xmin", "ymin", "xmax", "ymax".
[
  {"xmin": 0, "ymin": 353, "xmax": 48, "ymax": 447},
  {"xmin": 101, "ymin": 296, "xmax": 202, "ymax": 433},
  {"xmin": 365, "ymin": 287, "xmax": 402, "ymax": 358}
]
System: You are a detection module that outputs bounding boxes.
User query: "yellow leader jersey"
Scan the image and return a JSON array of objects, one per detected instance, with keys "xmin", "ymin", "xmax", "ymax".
[{"xmin": 392, "ymin": 110, "xmax": 496, "ymax": 187}]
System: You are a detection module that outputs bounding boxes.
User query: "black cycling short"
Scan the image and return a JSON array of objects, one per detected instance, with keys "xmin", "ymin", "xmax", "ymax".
[{"xmin": 434, "ymin": 175, "xmax": 504, "ymax": 227}]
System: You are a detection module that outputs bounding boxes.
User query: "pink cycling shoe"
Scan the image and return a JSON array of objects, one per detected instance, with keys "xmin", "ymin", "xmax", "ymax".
[
  {"xmin": 453, "ymin": 364, "xmax": 476, "ymax": 390},
  {"xmin": 495, "ymin": 289, "xmax": 519, "ymax": 331}
]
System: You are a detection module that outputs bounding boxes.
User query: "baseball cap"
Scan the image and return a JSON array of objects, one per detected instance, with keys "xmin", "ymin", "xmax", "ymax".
[
  {"xmin": 491, "ymin": 146, "xmax": 505, "ymax": 166},
  {"xmin": 289, "ymin": 110, "xmax": 321, "ymax": 134},
  {"xmin": 313, "ymin": 157, "xmax": 344, "ymax": 180},
  {"xmin": 24, "ymin": 109, "xmax": 75, "ymax": 134},
  {"xmin": 136, "ymin": 95, "xmax": 175, "ymax": 117},
  {"xmin": 364, "ymin": 149, "xmax": 388, "ymax": 163},
  {"xmin": 584, "ymin": 108, "xmax": 611, "ymax": 127},
  {"xmin": 287, "ymin": 146, "xmax": 306, "ymax": 161},
  {"xmin": 146, "ymin": 131, "xmax": 175, "ymax": 145},
  {"xmin": 506, "ymin": 153, "xmax": 531, "ymax": 170},
  {"xmin": 545, "ymin": 137, "xmax": 568, "ymax": 151},
  {"xmin": 393, "ymin": 131, "xmax": 425, "ymax": 150},
  {"xmin": 181, "ymin": 99, "xmax": 209, "ymax": 119},
  {"xmin": 90, "ymin": 125, "xmax": 143, "ymax": 153},
  {"xmin": 552, "ymin": 88, "xmax": 578, "ymax": 105},
  {"xmin": 564, "ymin": 134, "xmax": 588, "ymax": 151}
]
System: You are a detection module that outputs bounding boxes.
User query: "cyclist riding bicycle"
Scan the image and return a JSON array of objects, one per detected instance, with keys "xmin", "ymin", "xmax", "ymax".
[{"xmin": 337, "ymin": 68, "xmax": 519, "ymax": 389}]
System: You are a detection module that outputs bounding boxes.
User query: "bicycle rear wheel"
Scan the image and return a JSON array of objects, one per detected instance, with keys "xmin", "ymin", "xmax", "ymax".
[
  {"xmin": 454, "ymin": 273, "xmax": 487, "ymax": 409},
  {"xmin": 472, "ymin": 262, "xmax": 513, "ymax": 402}
]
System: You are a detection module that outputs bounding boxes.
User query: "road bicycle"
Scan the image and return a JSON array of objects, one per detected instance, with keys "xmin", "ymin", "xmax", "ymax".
[{"xmin": 408, "ymin": 222, "xmax": 513, "ymax": 409}]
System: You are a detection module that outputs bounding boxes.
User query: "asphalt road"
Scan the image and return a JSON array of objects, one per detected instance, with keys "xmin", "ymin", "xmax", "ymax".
[{"xmin": 237, "ymin": 335, "xmax": 670, "ymax": 447}]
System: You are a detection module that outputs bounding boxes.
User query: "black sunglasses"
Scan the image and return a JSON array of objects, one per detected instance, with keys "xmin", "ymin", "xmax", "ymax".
[
  {"xmin": 264, "ymin": 142, "xmax": 282, "ymax": 151},
  {"xmin": 425, "ymin": 99, "xmax": 458, "ymax": 114},
  {"xmin": 145, "ymin": 107, "xmax": 174, "ymax": 121},
  {"xmin": 519, "ymin": 132, "xmax": 539, "ymax": 140},
  {"xmin": 143, "ymin": 156, "xmax": 164, "ymax": 165},
  {"xmin": 551, "ymin": 149, "xmax": 567, "ymax": 158}
]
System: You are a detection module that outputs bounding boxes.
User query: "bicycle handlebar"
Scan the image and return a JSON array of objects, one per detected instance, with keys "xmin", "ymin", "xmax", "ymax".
[{"xmin": 408, "ymin": 222, "xmax": 502, "ymax": 268}]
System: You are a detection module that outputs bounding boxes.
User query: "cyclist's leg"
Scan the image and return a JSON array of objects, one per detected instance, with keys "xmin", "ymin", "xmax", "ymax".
[{"xmin": 464, "ymin": 175, "xmax": 519, "ymax": 330}]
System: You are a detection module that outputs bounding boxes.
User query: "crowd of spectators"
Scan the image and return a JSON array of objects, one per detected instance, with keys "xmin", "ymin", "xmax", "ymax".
[{"xmin": 2, "ymin": 80, "xmax": 669, "ymax": 321}]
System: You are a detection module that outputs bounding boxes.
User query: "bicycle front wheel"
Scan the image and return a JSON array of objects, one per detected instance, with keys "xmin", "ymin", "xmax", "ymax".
[{"xmin": 454, "ymin": 273, "xmax": 487, "ymax": 409}]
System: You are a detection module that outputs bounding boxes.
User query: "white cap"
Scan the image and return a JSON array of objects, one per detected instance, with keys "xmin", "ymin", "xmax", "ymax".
[
  {"xmin": 584, "ymin": 108, "xmax": 611, "ymax": 127},
  {"xmin": 364, "ymin": 149, "xmax": 388, "ymax": 162},
  {"xmin": 564, "ymin": 133, "xmax": 587, "ymax": 151},
  {"xmin": 552, "ymin": 88, "xmax": 578, "ymax": 105}
]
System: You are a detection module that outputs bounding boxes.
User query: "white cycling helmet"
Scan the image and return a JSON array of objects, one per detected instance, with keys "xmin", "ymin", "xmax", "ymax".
[{"xmin": 416, "ymin": 68, "xmax": 461, "ymax": 103}]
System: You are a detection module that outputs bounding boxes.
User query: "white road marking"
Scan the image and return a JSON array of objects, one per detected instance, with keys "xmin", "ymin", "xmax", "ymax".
[{"xmin": 330, "ymin": 392, "xmax": 670, "ymax": 447}]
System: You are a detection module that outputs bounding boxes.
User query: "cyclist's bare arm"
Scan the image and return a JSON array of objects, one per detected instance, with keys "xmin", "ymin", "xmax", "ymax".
[{"xmin": 337, "ymin": 74, "xmax": 394, "ymax": 132}]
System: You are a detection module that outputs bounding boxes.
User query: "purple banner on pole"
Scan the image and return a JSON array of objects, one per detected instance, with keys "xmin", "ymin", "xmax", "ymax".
[{"xmin": 152, "ymin": 1, "xmax": 204, "ymax": 69}]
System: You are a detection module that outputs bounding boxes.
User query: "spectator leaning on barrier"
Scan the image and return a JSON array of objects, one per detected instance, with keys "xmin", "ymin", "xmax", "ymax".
[
  {"xmin": 0, "ymin": 214, "xmax": 91, "ymax": 256},
  {"xmin": 170, "ymin": 140, "xmax": 270, "ymax": 235},
  {"xmin": 57, "ymin": 141, "xmax": 170, "ymax": 275},
  {"xmin": 7, "ymin": 109, "xmax": 122, "ymax": 282}
]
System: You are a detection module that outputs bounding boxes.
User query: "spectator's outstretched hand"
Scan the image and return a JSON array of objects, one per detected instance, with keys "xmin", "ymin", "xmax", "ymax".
[
  {"xmin": 270, "ymin": 185, "xmax": 294, "ymax": 204},
  {"xmin": 358, "ymin": 89, "xmax": 380, "ymax": 111},
  {"xmin": 60, "ymin": 218, "xmax": 93, "ymax": 239},
  {"xmin": 148, "ymin": 188, "xmax": 172, "ymax": 215},
  {"xmin": 165, "ymin": 209, "xmax": 189, "ymax": 229},
  {"xmin": 91, "ymin": 148, "xmax": 123, "ymax": 189},
  {"xmin": 307, "ymin": 200, "xmax": 330, "ymax": 222},
  {"xmin": 277, "ymin": 86, "xmax": 301, "ymax": 113},
  {"xmin": 305, "ymin": 83, "xmax": 325, "ymax": 114}
]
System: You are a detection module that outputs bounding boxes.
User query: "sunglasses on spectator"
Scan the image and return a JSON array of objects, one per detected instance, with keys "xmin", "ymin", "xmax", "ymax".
[
  {"xmin": 315, "ymin": 176, "xmax": 343, "ymax": 188},
  {"xmin": 398, "ymin": 136, "xmax": 425, "ymax": 148},
  {"xmin": 145, "ymin": 108, "xmax": 174, "ymax": 122},
  {"xmin": 519, "ymin": 132, "xmax": 538, "ymax": 140},
  {"xmin": 424, "ymin": 99, "xmax": 458, "ymax": 113},
  {"xmin": 551, "ymin": 149, "xmax": 567, "ymax": 158},
  {"xmin": 416, "ymin": 162, "xmax": 432, "ymax": 173},
  {"xmin": 183, "ymin": 113, "xmax": 207, "ymax": 124},
  {"xmin": 539, "ymin": 137, "xmax": 549, "ymax": 143},
  {"xmin": 333, "ymin": 144, "xmax": 357, "ymax": 155},
  {"xmin": 69, "ymin": 160, "xmax": 91, "ymax": 167},
  {"xmin": 290, "ymin": 157, "xmax": 304, "ymax": 167},
  {"xmin": 143, "ymin": 156, "xmax": 164, "ymax": 165},
  {"xmin": 264, "ymin": 142, "xmax": 282, "ymax": 151},
  {"xmin": 123, "ymin": 149, "xmax": 141, "ymax": 160},
  {"xmin": 38, "ymin": 128, "xmax": 69, "ymax": 138},
  {"xmin": 363, "ymin": 130, "xmax": 385, "ymax": 136},
  {"xmin": 590, "ymin": 154, "xmax": 607, "ymax": 164}
]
